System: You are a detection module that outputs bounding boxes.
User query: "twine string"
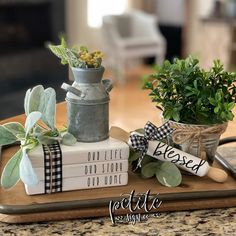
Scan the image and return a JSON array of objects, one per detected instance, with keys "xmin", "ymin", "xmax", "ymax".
[{"xmin": 169, "ymin": 122, "xmax": 228, "ymax": 160}]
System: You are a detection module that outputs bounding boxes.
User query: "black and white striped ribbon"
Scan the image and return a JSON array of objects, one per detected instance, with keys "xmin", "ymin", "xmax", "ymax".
[{"xmin": 42, "ymin": 141, "xmax": 63, "ymax": 194}]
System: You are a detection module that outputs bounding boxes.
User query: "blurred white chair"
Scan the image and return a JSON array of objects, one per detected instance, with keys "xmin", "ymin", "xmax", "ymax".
[{"xmin": 102, "ymin": 10, "xmax": 166, "ymax": 83}]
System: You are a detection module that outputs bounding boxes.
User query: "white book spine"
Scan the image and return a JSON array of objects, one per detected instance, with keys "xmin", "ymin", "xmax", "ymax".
[
  {"xmin": 34, "ymin": 160, "xmax": 129, "ymax": 180},
  {"xmin": 29, "ymin": 138, "xmax": 130, "ymax": 167},
  {"xmin": 25, "ymin": 172, "xmax": 129, "ymax": 195}
]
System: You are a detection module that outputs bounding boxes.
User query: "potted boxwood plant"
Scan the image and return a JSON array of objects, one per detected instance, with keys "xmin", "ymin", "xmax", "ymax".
[{"xmin": 143, "ymin": 56, "xmax": 236, "ymax": 164}]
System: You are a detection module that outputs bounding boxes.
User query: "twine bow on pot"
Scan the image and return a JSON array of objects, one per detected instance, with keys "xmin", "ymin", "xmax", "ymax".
[{"xmin": 169, "ymin": 122, "xmax": 228, "ymax": 160}]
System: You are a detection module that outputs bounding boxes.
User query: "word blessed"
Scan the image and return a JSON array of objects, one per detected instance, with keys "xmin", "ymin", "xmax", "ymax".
[
  {"xmin": 153, "ymin": 142, "xmax": 206, "ymax": 174},
  {"xmin": 109, "ymin": 190, "xmax": 161, "ymax": 225}
]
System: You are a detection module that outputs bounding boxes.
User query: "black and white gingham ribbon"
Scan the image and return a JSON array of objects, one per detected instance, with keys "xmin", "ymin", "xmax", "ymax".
[
  {"xmin": 130, "ymin": 121, "xmax": 174, "ymax": 169},
  {"xmin": 42, "ymin": 141, "xmax": 62, "ymax": 194}
]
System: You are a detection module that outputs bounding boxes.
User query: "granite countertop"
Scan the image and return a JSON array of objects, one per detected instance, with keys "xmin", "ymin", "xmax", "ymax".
[{"xmin": 0, "ymin": 208, "xmax": 236, "ymax": 236}]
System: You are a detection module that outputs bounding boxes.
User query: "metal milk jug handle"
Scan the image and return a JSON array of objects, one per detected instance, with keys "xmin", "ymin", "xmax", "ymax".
[
  {"xmin": 61, "ymin": 83, "xmax": 85, "ymax": 98},
  {"xmin": 102, "ymin": 79, "xmax": 113, "ymax": 93}
]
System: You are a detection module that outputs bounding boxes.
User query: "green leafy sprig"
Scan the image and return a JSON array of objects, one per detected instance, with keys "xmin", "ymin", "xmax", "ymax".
[
  {"xmin": 0, "ymin": 85, "xmax": 76, "ymax": 190},
  {"xmin": 143, "ymin": 56, "xmax": 236, "ymax": 124},
  {"xmin": 47, "ymin": 37, "xmax": 103, "ymax": 68}
]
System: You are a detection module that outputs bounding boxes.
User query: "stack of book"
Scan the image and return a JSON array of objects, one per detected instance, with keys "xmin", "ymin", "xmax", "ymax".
[{"xmin": 25, "ymin": 138, "xmax": 129, "ymax": 195}]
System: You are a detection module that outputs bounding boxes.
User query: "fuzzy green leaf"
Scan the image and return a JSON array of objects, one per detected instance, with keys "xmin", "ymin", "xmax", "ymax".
[
  {"xmin": 1, "ymin": 149, "xmax": 22, "ymax": 189},
  {"xmin": 38, "ymin": 135, "xmax": 59, "ymax": 145},
  {"xmin": 37, "ymin": 129, "xmax": 60, "ymax": 145},
  {"xmin": 3, "ymin": 122, "xmax": 25, "ymax": 137},
  {"xmin": 19, "ymin": 150, "xmax": 38, "ymax": 186},
  {"xmin": 128, "ymin": 150, "xmax": 140, "ymax": 164},
  {"xmin": 61, "ymin": 132, "xmax": 77, "ymax": 146},
  {"xmin": 155, "ymin": 162, "xmax": 182, "ymax": 187},
  {"xmin": 0, "ymin": 126, "xmax": 17, "ymax": 146},
  {"xmin": 33, "ymin": 126, "xmax": 45, "ymax": 137},
  {"xmin": 141, "ymin": 155, "xmax": 157, "ymax": 166},
  {"xmin": 48, "ymin": 44, "xmax": 79, "ymax": 67},
  {"xmin": 141, "ymin": 162, "xmax": 160, "ymax": 178},
  {"xmin": 25, "ymin": 111, "xmax": 42, "ymax": 136},
  {"xmin": 28, "ymin": 85, "xmax": 44, "ymax": 114},
  {"xmin": 39, "ymin": 88, "xmax": 56, "ymax": 130}
]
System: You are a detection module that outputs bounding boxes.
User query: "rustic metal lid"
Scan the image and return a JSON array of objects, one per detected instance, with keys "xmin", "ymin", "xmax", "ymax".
[{"xmin": 71, "ymin": 66, "xmax": 105, "ymax": 84}]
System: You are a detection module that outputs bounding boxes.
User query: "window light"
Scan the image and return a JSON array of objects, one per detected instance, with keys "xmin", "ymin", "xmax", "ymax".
[{"xmin": 87, "ymin": 0, "xmax": 127, "ymax": 28}]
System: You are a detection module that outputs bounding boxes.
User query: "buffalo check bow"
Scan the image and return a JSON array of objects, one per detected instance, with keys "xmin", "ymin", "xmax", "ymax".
[{"xmin": 130, "ymin": 121, "xmax": 174, "ymax": 169}]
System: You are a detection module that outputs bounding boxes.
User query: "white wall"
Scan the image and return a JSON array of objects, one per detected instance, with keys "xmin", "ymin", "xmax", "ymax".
[
  {"xmin": 65, "ymin": 0, "xmax": 128, "ymax": 50},
  {"xmin": 184, "ymin": 0, "xmax": 215, "ymax": 56},
  {"xmin": 156, "ymin": 0, "xmax": 215, "ymax": 26},
  {"xmin": 65, "ymin": 0, "xmax": 216, "ymax": 58},
  {"xmin": 198, "ymin": 0, "xmax": 215, "ymax": 17},
  {"xmin": 65, "ymin": 0, "xmax": 102, "ymax": 49}
]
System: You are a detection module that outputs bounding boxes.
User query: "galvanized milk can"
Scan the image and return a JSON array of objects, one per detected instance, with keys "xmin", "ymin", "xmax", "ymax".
[{"xmin": 61, "ymin": 66, "xmax": 112, "ymax": 142}]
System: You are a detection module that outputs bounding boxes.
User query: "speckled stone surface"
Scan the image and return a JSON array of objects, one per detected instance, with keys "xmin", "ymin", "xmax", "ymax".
[{"xmin": 1, "ymin": 208, "xmax": 236, "ymax": 236}]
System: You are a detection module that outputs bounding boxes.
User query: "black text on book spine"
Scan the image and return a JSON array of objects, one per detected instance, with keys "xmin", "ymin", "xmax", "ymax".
[
  {"xmin": 86, "ymin": 173, "xmax": 127, "ymax": 188},
  {"xmin": 87, "ymin": 149, "xmax": 125, "ymax": 162},
  {"xmin": 84, "ymin": 160, "xmax": 128, "ymax": 175}
]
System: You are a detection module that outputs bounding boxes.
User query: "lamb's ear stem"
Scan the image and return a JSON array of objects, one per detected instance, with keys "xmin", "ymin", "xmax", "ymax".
[{"xmin": 109, "ymin": 127, "xmax": 130, "ymax": 143}]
